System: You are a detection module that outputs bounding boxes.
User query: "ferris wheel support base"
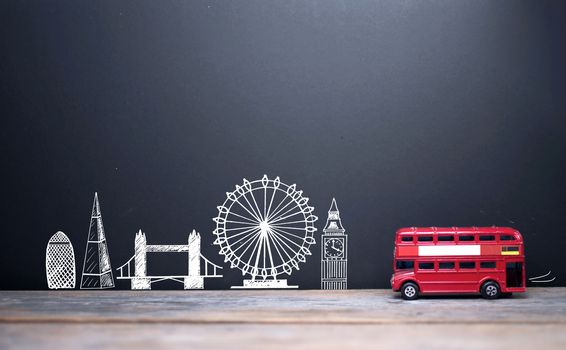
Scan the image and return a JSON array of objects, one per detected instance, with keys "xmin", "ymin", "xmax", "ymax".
[{"xmin": 231, "ymin": 279, "xmax": 298, "ymax": 289}]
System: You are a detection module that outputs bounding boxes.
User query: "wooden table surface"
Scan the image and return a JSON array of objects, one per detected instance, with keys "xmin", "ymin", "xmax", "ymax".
[{"xmin": 1, "ymin": 288, "xmax": 565, "ymax": 349}]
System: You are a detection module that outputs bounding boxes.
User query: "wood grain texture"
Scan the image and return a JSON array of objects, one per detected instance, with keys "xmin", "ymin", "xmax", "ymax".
[{"xmin": 1, "ymin": 288, "xmax": 565, "ymax": 349}]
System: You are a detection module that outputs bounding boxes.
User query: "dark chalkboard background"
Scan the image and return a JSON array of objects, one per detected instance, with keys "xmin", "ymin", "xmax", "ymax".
[{"xmin": 2, "ymin": 0, "xmax": 565, "ymax": 289}]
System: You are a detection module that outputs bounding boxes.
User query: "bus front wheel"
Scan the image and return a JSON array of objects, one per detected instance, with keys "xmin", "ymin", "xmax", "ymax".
[
  {"xmin": 480, "ymin": 281, "xmax": 501, "ymax": 300},
  {"xmin": 401, "ymin": 282, "xmax": 419, "ymax": 300}
]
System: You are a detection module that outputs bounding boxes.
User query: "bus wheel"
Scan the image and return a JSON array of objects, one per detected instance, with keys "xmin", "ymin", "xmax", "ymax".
[
  {"xmin": 481, "ymin": 281, "xmax": 501, "ymax": 299},
  {"xmin": 401, "ymin": 282, "xmax": 419, "ymax": 300}
]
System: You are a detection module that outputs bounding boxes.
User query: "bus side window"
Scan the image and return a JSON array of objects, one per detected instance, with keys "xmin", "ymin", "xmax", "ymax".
[
  {"xmin": 418, "ymin": 236, "xmax": 433, "ymax": 242},
  {"xmin": 438, "ymin": 235, "xmax": 454, "ymax": 242},
  {"xmin": 396, "ymin": 260, "xmax": 414, "ymax": 270},
  {"xmin": 418, "ymin": 262, "xmax": 434, "ymax": 270},
  {"xmin": 479, "ymin": 235, "xmax": 495, "ymax": 241},
  {"xmin": 459, "ymin": 261, "xmax": 476, "ymax": 269},
  {"xmin": 500, "ymin": 235, "xmax": 515, "ymax": 241},
  {"xmin": 458, "ymin": 235, "xmax": 474, "ymax": 242},
  {"xmin": 480, "ymin": 261, "xmax": 496, "ymax": 269},
  {"xmin": 401, "ymin": 236, "xmax": 414, "ymax": 242},
  {"xmin": 438, "ymin": 262, "xmax": 455, "ymax": 269}
]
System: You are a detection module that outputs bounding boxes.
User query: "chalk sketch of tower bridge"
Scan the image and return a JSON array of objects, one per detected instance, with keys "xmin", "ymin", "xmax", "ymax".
[{"xmin": 116, "ymin": 229, "xmax": 222, "ymax": 289}]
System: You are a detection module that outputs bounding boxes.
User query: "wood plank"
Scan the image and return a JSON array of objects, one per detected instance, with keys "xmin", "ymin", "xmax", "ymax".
[
  {"xmin": 1, "ymin": 323, "xmax": 566, "ymax": 350},
  {"xmin": 1, "ymin": 288, "xmax": 565, "ymax": 324}
]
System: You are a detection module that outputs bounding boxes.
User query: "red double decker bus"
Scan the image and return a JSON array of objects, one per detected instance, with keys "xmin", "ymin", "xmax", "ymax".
[{"xmin": 391, "ymin": 227, "xmax": 526, "ymax": 300}]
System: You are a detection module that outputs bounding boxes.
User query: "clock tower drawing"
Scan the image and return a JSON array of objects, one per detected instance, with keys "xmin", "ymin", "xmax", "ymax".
[{"xmin": 321, "ymin": 198, "xmax": 348, "ymax": 290}]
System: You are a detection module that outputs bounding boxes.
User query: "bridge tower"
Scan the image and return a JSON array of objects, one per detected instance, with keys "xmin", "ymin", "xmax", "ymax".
[
  {"xmin": 185, "ymin": 230, "xmax": 203, "ymax": 289},
  {"xmin": 133, "ymin": 230, "xmax": 151, "ymax": 290}
]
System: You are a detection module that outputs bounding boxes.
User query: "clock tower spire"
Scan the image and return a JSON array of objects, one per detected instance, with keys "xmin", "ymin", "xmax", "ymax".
[{"xmin": 321, "ymin": 198, "xmax": 348, "ymax": 290}]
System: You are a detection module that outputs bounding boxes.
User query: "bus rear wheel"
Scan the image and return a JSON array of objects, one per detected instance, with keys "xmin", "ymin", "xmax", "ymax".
[
  {"xmin": 480, "ymin": 281, "xmax": 501, "ymax": 299},
  {"xmin": 401, "ymin": 282, "xmax": 419, "ymax": 300}
]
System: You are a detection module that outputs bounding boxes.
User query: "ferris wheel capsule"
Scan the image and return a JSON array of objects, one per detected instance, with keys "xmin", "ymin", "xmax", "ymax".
[
  {"xmin": 286, "ymin": 184, "xmax": 296, "ymax": 195},
  {"xmin": 217, "ymin": 206, "xmax": 228, "ymax": 214},
  {"xmin": 305, "ymin": 236, "xmax": 316, "ymax": 245},
  {"xmin": 274, "ymin": 176, "xmax": 281, "ymax": 188},
  {"xmin": 261, "ymin": 174, "xmax": 269, "ymax": 188},
  {"xmin": 301, "ymin": 247, "xmax": 312, "ymax": 256}
]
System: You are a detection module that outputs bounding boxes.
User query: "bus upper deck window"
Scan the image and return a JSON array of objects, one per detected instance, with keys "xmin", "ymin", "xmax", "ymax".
[
  {"xmin": 479, "ymin": 235, "xmax": 495, "ymax": 241},
  {"xmin": 417, "ymin": 236, "xmax": 433, "ymax": 242},
  {"xmin": 458, "ymin": 235, "xmax": 474, "ymax": 241},
  {"xmin": 401, "ymin": 236, "xmax": 414, "ymax": 242},
  {"xmin": 438, "ymin": 235, "xmax": 454, "ymax": 241},
  {"xmin": 500, "ymin": 235, "xmax": 515, "ymax": 241}
]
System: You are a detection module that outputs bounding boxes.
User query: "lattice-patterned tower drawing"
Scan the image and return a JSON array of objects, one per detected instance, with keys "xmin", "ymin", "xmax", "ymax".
[
  {"xmin": 46, "ymin": 231, "xmax": 76, "ymax": 289},
  {"xmin": 80, "ymin": 192, "xmax": 115, "ymax": 289},
  {"xmin": 321, "ymin": 198, "xmax": 348, "ymax": 290}
]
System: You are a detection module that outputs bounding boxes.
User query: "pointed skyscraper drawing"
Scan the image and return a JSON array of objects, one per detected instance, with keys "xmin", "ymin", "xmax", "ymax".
[{"xmin": 80, "ymin": 192, "xmax": 115, "ymax": 289}]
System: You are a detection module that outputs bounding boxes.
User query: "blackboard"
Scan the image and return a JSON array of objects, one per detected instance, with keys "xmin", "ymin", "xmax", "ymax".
[{"xmin": 2, "ymin": 0, "xmax": 565, "ymax": 290}]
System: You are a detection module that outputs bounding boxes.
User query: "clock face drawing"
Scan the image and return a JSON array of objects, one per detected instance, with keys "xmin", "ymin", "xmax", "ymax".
[{"xmin": 324, "ymin": 237, "xmax": 345, "ymax": 258}]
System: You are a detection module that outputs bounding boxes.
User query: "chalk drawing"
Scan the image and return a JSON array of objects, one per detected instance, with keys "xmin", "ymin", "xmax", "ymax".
[
  {"xmin": 529, "ymin": 270, "xmax": 556, "ymax": 283},
  {"xmin": 116, "ymin": 229, "xmax": 222, "ymax": 289},
  {"xmin": 213, "ymin": 174, "xmax": 317, "ymax": 289},
  {"xmin": 321, "ymin": 198, "xmax": 348, "ymax": 290},
  {"xmin": 80, "ymin": 192, "xmax": 115, "ymax": 289},
  {"xmin": 46, "ymin": 231, "xmax": 76, "ymax": 289}
]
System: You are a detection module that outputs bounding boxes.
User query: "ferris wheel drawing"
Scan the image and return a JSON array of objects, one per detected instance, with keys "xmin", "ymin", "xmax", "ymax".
[{"xmin": 213, "ymin": 175, "xmax": 317, "ymax": 289}]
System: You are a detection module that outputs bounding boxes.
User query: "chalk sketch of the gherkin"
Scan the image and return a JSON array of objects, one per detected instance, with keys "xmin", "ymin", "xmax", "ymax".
[
  {"xmin": 46, "ymin": 231, "xmax": 76, "ymax": 289},
  {"xmin": 80, "ymin": 192, "xmax": 115, "ymax": 289}
]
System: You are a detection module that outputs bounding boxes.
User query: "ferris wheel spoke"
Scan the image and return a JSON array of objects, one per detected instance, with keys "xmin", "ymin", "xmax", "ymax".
[
  {"xmin": 265, "ymin": 185, "xmax": 277, "ymax": 219},
  {"xmin": 249, "ymin": 189, "xmax": 264, "ymax": 221},
  {"xmin": 267, "ymin": 229, "xmax": 295, "ymax": 262},
  {"xmin": 270, "ymin": 227, "xmax": 305, "ymax": 249},
  {"xmin": 266, "ymin": 192, "xmax": 295, "ymax": 221},
  {"xmin": 231, "ymin": 229, "xmax": 261, "ymax": 254},
  {"xmin": 269, "ymin": 209, "xmax": 305, "ymax": 225},
  {"xmin": 225, "ymin": 219, "xmax": 262, "ymax": 226},
  {"xmin": 240, "ymin": 190, "xmax": 264, "ymax": 222},
  {"xmin": 226, "ymin": 226, "xmax": 261, "ymax": 243},
  {"xmin": 225, "ymin": 224, "xmax": 262, "ymax": 232},
  {"xmin": 265, "ymin": 232, "xmax": 284, "ymax": 269},
  {"xmin": 247, "ymin": 233, "xmax": 264, "ymax": 275},
  {"xmin": 268, "ymin": 229, "xmax": 299, "ymax": 267},
  {"xmin": 235, "ymin": 230, "xmax": 261, "ymax": 259},
  {"xmin": 264, "ymin": 231, "xmax": 277, "ymax": 271},
  {"xmin": 226, "ymin": 211, "xmax": 259, "ymax": 224},
  {"xmin": 263, "ymin": 187, "xmax": 267, "ymax": 219},
  {"xmin": 233, "ymin": 196, "xmax": 262, "ymax": 223},
  {"xmin": 268, "ymin": 219, "xmax": 307, "ymax": 226},
  {"xmin": 270, "ymin": 225, "xmax": 309, "ymax": 231}
]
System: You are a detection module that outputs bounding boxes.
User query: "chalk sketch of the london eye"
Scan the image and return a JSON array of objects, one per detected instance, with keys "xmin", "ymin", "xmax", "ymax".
[{"xmin": 213, "ymin": 175, "xmax": 318, "ymax": 289}]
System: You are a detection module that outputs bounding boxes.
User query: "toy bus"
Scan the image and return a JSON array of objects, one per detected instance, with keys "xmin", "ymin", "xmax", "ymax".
[{"xmin": 391, "ymin": 227, "xmax": 526, "ymax": 300}]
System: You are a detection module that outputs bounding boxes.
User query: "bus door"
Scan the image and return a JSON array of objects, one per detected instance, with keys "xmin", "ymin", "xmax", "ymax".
[{"xmin": 506, "ymin": 261, "xmax": 524, "ymax": 288}]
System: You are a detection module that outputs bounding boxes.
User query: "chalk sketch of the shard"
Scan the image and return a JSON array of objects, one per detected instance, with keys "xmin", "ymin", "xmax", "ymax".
[
  {"xmin": 46, "ymin": 231, "xmax": 76, "ymax": 289},
  {"xmin": 80, "ymin": 192, "xmax": 115, "ymax": 289}
]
